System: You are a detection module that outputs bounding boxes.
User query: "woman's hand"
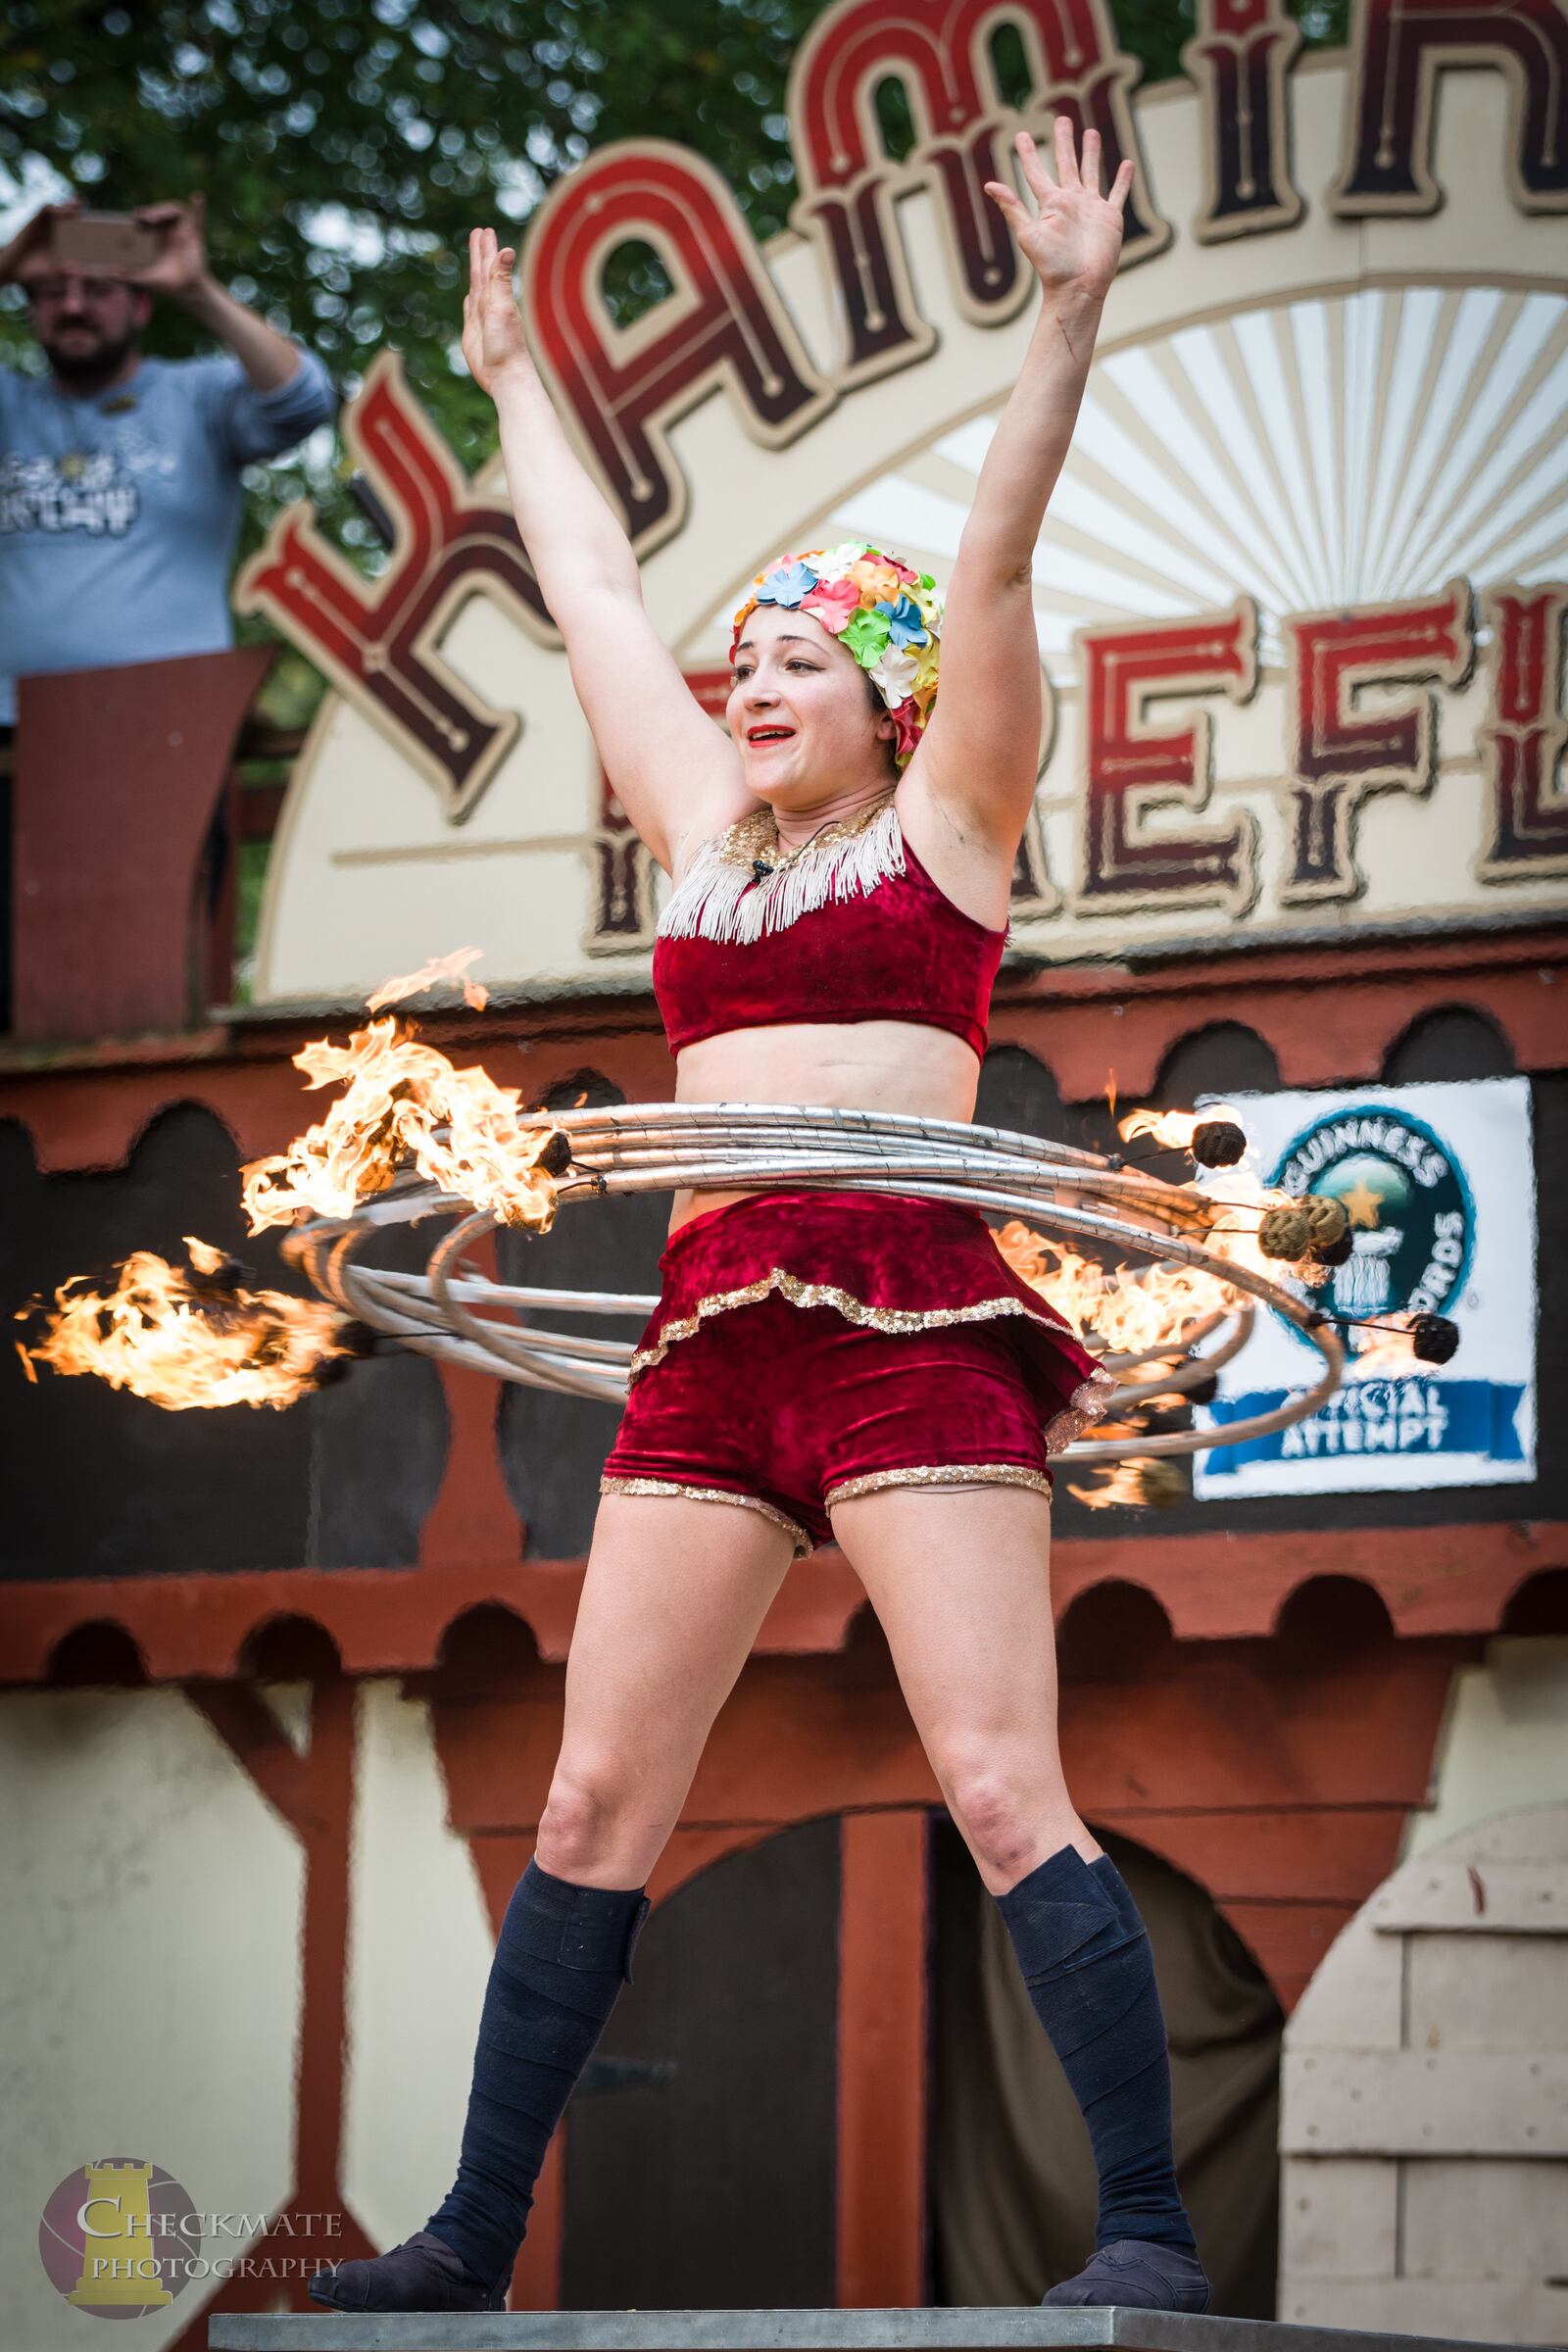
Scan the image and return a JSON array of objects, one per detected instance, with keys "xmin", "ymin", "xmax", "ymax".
[
  {"xmin": 463, "ymin": 225, "xmax": 534, "ymax": 398},
  {"xmin": 984, "ymin": 119, "xmax": 1132, "ymax": 303}
]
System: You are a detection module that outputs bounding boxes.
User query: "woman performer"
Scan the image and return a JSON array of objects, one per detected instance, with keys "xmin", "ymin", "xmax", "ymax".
[{"xmin": 312, "ymin": 121, "xmax": 1209, "ymax": 2319}]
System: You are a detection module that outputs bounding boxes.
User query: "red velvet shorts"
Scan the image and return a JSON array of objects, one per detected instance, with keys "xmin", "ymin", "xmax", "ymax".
[{"xmin": 600, "ymin": 1189, "xmax": 1114, "ymax": 1558}]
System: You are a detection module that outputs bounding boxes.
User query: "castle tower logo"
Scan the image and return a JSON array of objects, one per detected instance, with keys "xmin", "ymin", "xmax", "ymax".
[{"xmin": 38, "ymin": 2159, "xmax": 201, "ymax": 2320}]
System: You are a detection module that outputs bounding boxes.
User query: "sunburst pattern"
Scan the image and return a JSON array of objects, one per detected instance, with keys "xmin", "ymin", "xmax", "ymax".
[{"xmin": 808, "ymin": 285, "xmax": 1568, "ymax": 673}]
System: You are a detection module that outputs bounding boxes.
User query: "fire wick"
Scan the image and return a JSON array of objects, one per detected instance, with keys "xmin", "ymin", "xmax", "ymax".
[{"xmin": 1112, "ymin": 1141, "xmax": 1196, "ymax": 1168}]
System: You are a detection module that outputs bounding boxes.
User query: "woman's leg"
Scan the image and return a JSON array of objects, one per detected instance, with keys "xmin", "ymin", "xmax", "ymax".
[
  {"xmin": 312, "ymin": 1490, "xmax": 797, "ymax": 2313},
  {"xmin": 536, "ymin": 1487, "xmax": 799, "ymax": 1883},
  {"xmin": 827, "ymin": 1482, "xmax": 1207, "ymax": 2310}
]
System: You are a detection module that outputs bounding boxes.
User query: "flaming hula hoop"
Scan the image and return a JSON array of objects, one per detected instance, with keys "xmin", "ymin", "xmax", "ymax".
[
  {"xmin": 24, "ymin": 965, "xmax": 1456, "ymax": 1466},
  {"xmin": 279, "ymin": 1099, "xmax": 1347, "ymax": 1467}
]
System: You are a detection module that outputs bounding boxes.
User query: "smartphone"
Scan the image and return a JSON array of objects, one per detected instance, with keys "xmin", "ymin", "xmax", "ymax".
[{"xmin": 49, "ymin": 212, "xmax": 163, "ymax": 273}]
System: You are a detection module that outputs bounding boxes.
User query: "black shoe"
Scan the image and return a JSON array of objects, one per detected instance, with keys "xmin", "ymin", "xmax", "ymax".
[
  {"xmin": 308, "ymin": 2229, "xmax": 507, "ymax": 2313},
  {"xmin": 1042, "ymin": 2237, "xmax": 1211, "ymax": 2311}
]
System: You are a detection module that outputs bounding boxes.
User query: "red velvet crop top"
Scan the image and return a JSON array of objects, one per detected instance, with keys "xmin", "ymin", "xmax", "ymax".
[{"xmin": 652, "ymin": 802, "xmax": 1006, "ymax": 1058}]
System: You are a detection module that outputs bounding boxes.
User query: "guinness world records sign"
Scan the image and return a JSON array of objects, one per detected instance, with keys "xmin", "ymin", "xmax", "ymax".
[{"xmin": 1194, "ymin": 1077, "xmax": 1538, "ymax": 1497}]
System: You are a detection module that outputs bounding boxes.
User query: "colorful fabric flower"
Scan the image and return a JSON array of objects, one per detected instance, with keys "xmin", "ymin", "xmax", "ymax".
[
  {"xmin": 849, "ymin": 555, "xmax": 904, "ymax": 608},
  {"xmin": 755, "ymin": 558, "xmax": 818, "ymax": 607},
  {"xmin": 891, "ymin": 701, "xmax": 926, "ymax": 763},
  {"xmin": 841, "ymin": 604, "xmax": 893, "ymax": 665},
  {"xmin": 882, "ymin": 593, "xmax": 929, "ymax": 649},
  {"xmin": 809, "ymin": 540, "xmax": 870, "ymax": 582},
  {"xmin": 800, "ymin": 578, "xmax": 859, "ymax": 633},
  {"xmin": 867, "ymin": 643, "xmax": 919, "ymax": 708},
  {"xmin": 729, "ymin": 539, "xmax": 943, "ymax": 769}
]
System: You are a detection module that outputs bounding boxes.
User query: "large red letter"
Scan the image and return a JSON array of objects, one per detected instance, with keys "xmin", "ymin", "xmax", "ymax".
[
  {"xmin": 1330, "ymin": 0, "xmax": 1568, "ymax": 215},
  {"xmin": 1477, "ymin": 582, "xmax": 1568, "ymax": 878},
  {"xmin": 788, "ymin": 0, "xmax": 1169, "ymax": 387},
  {"xmin": 1074, "ymin": 602, "xmax": 1258, "ymax": 913},
  {"xmin": 522, "ymin": 141, "xmax": 831, "ymax": 551},
  {"xmin": 590, "ymin": 670, "xmax": 731, "ymax": 949},
  {"xmin": 1280, "ymin": 582, "xmax": 1473, "ymax": 904},
  {"xmin": 235, "ymin": 354, "xmax": 547, "ymax": 821},
  {"xmin": 1182, "ymin": 0, "xmax": 1305, "ymax": 241}
]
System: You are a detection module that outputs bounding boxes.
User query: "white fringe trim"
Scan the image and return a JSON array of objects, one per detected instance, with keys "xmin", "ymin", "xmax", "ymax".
[{"xmin": 659, "ymin": 798, "xmax": 904, "ymax": 946}]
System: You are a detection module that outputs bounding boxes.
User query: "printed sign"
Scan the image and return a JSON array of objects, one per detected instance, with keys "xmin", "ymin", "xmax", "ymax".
[{"xmin": 1193, "ymin": 1077, "xmax": 1536, "ymax": 1496}]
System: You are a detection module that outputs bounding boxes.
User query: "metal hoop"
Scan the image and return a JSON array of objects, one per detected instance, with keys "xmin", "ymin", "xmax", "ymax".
[{"xmin": 289, "ymin": 1102, "xmax": 1343, "ymax": 1462}]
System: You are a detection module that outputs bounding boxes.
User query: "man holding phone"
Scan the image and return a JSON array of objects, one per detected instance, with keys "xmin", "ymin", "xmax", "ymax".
[{"xmin": 0, "ymin": 195, "xmax": 335, "ymax": 725}]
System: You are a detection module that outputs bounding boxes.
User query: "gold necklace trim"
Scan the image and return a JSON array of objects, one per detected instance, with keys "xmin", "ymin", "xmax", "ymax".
[
  {"xmin": 719, "ymin": 792, "xmax": 897, "ymax": 871},
  {"xmin": 658, "ymin": 793, "xmax": 903, "ymax": 945}
]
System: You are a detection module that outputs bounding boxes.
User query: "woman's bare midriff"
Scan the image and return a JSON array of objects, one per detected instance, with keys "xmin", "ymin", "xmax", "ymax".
[{"xmin": 666, "ymin": 1018, "xmax": 982, "ymax": 1235}]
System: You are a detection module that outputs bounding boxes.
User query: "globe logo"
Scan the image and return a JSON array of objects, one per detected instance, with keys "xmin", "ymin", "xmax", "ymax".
[{"xmin": 1269, "ymin": 1106, "xmax": 1474, "ymax": 1354}]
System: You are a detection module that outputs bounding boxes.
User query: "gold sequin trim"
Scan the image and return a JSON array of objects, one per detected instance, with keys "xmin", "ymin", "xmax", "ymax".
[
  {"xmin": 824, "ymin": 1462, "xmax": 1055, "ymax": 1509},
  {"xmin": 630, "ymin": 1271, "xmax": 1094, "ymax": 1384},
  {"xmin": 599, "ymin": 1474, "xmax": 813, "ymax": 1560},
  {"xmin": 1042, "ymin": 1367, "xmax": 1121, "ymax": 1454},
  {"xmin": 710, "ymin": 792, "xmax": 897, "ymax": 873}
]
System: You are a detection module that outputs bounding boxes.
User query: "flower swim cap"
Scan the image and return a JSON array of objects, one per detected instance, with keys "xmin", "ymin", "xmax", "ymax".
[{"xmin": 730, "ymin": 541, "xmax": 944, "ymax": 768}]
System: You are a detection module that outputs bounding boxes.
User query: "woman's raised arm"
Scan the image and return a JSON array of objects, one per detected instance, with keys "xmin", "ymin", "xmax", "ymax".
[
  {"xmin": 902, "ymin": 122, "xmax": 1132, "ymax": 852},
  {"xmin": 464, "ymin": 228, "xmax": 752, "ymax": 874}
]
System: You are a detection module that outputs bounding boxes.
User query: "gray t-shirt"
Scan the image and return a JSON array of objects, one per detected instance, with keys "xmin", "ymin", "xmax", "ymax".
[{"xmin": 0, "ymin": 346, "xmax": 335, "ymax": 722}]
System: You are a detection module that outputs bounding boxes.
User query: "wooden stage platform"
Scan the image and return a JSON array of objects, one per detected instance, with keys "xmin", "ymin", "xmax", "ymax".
[{"xmin": 207, "ymin": 2306, "xmax": 1520, "ymax": 2352}]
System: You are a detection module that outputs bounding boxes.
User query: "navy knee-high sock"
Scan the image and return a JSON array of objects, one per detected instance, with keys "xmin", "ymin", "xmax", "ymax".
[
  {"xmin": 994, "ymin": 1843, "xmax": 1196, "ymax": 2252},
  {"xmin": 425, "ymin": 1857, "xmax": 651, "ymax": 2291}
]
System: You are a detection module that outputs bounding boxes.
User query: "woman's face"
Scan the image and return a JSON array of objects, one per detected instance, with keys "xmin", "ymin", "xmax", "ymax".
[{"xmin": 727, "ymin": 604, "xmax": 895, "ymax": 802}]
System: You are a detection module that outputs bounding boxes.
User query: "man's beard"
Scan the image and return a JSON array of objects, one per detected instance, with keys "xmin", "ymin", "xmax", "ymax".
[{"xmin": 45, "ymin": 328, "xmax": 138, "ymax": 389}]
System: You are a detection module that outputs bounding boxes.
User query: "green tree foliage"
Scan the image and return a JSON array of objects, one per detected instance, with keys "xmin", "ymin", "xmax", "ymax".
[
  {"xmin": 1, "ymin": 0, "xmax": 1350, "ymax": 597},
  {"xmin": 1, "ymin": 0, "xmax": 827, "ymax": 498},
  {"xmin": 2, "ymin": 0, "xmax": 1350, "ymax": 427},
  {"xmin": 0, "ymin": 0, "xmax": 1352, "ymax": 990}
]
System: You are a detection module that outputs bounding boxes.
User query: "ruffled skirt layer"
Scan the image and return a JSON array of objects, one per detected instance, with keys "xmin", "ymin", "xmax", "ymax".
[{"xmin": 632, "ymin": 1187, "xmax": 1116, "ymax": 1454}]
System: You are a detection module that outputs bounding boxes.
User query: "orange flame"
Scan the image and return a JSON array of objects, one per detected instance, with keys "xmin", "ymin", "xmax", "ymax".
[
  {"xmin": 995, "ymin": 1222, "xmax": 1237, "ymax": 1356},
  {"xmin": 1346, "ymin": 1312, "xmax": 1421, "ymax": 1376},
  {"xmin": 1192, "ymin": 1165, "xmax": 1337, "ymax": 1290},
  {"xmin": 366, "ymin": 946, "xmax": 489, "ymax": 1014},
  {"xmin": 239, "ymin": 1013, "xmax": 564, "ymax": 1234},
  {"xmin": 18, "ymin": 1238, "xmax": 347, "ymax": 1411},
  {"xmin": 20, "ymin": 955, "xmax": 568, "ymax": 1417},
  {"xmin": 1118, "ymin": 1102, "xmax": 1243, "ymax": 1152},
  {"xmin": 1067, "ymin": 1458, "xmax": 1184, "ymax": 1509}
]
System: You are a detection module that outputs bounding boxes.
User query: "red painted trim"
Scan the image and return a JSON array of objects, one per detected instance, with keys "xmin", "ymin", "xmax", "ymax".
[
  {"xmin": 169, "ymin": 1676, "xmax": 368, "ymax": 2343},
  {"xmin": 417, "ymin": 1283, "xmax": 522, "ymax": 1578},
  {"xmin": 2, "ymin": 926, "xmax": 1563, "ymax": 1174},
  {"xmin": 12, "ymin": 649, "xmax": 272, "ymax": 1046},
  {"xmin": 836, "ymin": 1809, "xmax": 928, "ymax": 2308},
  {"xmin": 0, "ymin": 1026, "xmax": 675, "ymax": 1175},
  {"xmin": 5, "ymin": 1522, "xmax": 1558, "ymax": 1689},
  {"xmin": 989, "ymin": 930, "xmax": 1568, "ymax": 1099},
  {"xmin": 1049, "ymin": 1519, "xmax": 1567, "ymax": 1639},
  {"xmin": 1059, "ymin": 1642, "xmax": 1465, "ymax": 2010}
]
